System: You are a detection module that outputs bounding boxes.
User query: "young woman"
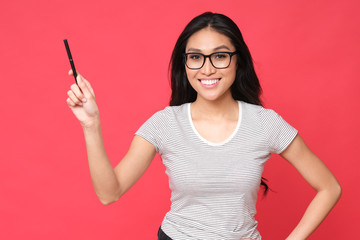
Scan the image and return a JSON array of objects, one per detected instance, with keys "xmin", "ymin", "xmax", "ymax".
[{"xmin": 66, "ymin": 12, "xmax": 341, "ymax": 240}]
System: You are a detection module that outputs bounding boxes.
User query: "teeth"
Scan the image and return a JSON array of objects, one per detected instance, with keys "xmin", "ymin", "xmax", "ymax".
[{"xmin": 201, "ymin": 79, "xmax": 219, "ymax": 85}]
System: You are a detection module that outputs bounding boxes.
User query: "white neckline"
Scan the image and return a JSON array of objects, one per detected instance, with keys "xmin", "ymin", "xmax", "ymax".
[{"xmin": 187, "ymin": 101, "xmax": 242, "ymax": 146}]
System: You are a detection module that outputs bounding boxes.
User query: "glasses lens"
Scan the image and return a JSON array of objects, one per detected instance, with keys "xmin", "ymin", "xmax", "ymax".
[
  {"xmin": 211, "ymin": 52, "xmax": 231, "ymax": 68},
  {"xmin": 186, "ymin": 53, "xmax": 204, "ymax": 69}
]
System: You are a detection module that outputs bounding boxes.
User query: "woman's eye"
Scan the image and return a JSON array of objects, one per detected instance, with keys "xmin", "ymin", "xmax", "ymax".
[
  {"xmin": 189, "ymin": 54, "xmax": 202, "ymax": 60},
  {"xmin": 214, "ymin": 53, "xmax": 227, "ymax": 59}
]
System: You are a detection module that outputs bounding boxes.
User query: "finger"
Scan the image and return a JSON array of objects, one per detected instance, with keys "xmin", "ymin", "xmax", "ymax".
[
  {"xmin": 77, "ymin": 75, "xmax": 93, "ymax": 99},
  {"xmin": 67, "ymin": 97, "xmax": 77, "ymax": 107},
  {"xmin": 81, "ymin": 77, "xmax": 95, "ymax": 97},
  {"xmin": 68, "ymin": 69, "xmax": 79, "ymax": 76},
  {"xmin": 70, "ymin": 83, "xmax": 85, "ymax": 101},
  {"xmin": 67, "ymin": 90, "xmax": 83, "ymax": 106},
  {"xmin": 68, "ymin": 71, "xmax": 93, "ymax": 97}
]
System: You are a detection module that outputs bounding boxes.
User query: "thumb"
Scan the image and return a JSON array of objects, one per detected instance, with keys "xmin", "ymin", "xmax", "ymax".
[{"xmin": 77, "ymin": 75, "xmax": 93, "ymax": 99}]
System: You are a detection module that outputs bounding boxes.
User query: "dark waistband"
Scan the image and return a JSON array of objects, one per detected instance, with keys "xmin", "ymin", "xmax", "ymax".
[{"xmin": 158, "ymin": 226, "xmax": 173, "ymax": 240}]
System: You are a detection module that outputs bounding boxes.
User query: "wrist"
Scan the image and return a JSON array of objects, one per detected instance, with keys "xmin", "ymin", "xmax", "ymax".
[{"xmin": 81, "ymin": 117, "xmax": 101, "ymax": 131}]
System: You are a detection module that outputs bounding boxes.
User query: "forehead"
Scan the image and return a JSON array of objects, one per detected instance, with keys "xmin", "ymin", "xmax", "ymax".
[{"xmin": 186, "ymin": 28, "xmax": 235, "ymax": 52}]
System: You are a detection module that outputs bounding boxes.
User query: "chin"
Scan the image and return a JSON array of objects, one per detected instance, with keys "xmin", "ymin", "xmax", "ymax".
[{"xmin": 198, "ymin": 94, "xmax": 222, "ymax": 102}]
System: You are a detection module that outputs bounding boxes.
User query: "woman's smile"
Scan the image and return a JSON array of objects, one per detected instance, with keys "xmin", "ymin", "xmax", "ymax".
[{"xmin": 198, "ymin": 78, "xmax": 221, "ymax": 88}]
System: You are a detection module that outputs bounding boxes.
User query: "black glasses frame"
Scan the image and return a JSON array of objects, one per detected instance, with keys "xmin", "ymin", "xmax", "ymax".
[{"xmin": 183, "ymin": 51, "xmax": 238, "ymax": 69}]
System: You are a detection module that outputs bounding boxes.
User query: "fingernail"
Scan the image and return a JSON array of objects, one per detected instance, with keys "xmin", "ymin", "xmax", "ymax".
[{"xmin": 82, "ymin": 98, "xmax": 87, "ymax": 103}]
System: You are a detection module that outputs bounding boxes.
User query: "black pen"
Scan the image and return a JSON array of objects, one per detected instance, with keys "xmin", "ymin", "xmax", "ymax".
[{"xmin": 63, "ymin": 39, "xmax": 78, "ymax": 84}]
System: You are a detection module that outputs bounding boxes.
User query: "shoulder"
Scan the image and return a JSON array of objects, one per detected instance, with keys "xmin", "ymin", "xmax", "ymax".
[
  {"xmin": 240, "ymin": 101, "xmax": 291, "ymax": 130},
  {"xmin": 240, "ymin": 101, "xmax": 297, "ymax": 153},
  {"xmin": 144, "ymin": 103, "xmax": 188, "ymax": 125},
  {"xmin": 152, "ymin": 103, "xmax": 187, "ymax": 118},
  {"xmin": 135, "ymin": 103, "xmax": 189, "ymax": 152},
  {"xmin": 240, "ymin": 101, "xmax": 277, "ymax": 121}
]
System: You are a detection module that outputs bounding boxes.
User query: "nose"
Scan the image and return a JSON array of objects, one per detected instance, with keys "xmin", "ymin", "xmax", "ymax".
[{"xmin": 201, "ymin": 57, "xmax": 216, "ymax": 75}]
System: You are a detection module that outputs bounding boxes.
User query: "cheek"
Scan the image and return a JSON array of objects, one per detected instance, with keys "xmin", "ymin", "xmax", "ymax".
[
  {"xmin": 224, "ymin": 67, "xmax": 237, "ymax": 83},
  {"xmin": 185, "ymin": 68, "xmax": 190, "ymax": 79},
  {"xmin": 228, "ymin": 63, "xmax": 237, "ymax": 83},
  {"xmin": 185, "ymin": 68, "xmax": 197, "ymax": 81}
]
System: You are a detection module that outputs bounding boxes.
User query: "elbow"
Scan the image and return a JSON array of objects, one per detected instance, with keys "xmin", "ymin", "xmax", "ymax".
[
  {"xmin": 327, "ymin": 179, "xmax": 342, "ymax": 203},
  {"xmin": 98, "ymin": 192, "xmax": 122, "ymax": 205},
  {"xmin": 334, "ymin": 182, "xmax": 342, "ymax": 201},
  {"xmin": 99, "ymin": 199, "xmax": 115, "ymax": 205},
  {"xmin": 318, "ymin": 179, "xmax": 342, "ymax": 203}
]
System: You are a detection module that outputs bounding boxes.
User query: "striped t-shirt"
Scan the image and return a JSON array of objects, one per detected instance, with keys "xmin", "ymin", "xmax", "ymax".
[{"xmin": 135, "ymin": 101, "xmax": 298, "ymax": 240}]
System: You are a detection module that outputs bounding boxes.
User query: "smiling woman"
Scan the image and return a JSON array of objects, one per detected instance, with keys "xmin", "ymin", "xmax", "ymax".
[{"xmin": 66, "ymin": 12, "xmax": 341, "ymax": 240}]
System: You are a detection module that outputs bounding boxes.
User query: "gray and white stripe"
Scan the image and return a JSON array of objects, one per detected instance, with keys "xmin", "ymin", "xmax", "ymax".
[{"xmin": 136, "ymin": 101, "xmax": 297, "ymax": 240}]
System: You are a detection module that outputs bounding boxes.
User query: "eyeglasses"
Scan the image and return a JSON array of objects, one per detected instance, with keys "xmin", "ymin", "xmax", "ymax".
[{"xmin": 184, "ymin": 51, "xmax": 238, "ymax": 69}]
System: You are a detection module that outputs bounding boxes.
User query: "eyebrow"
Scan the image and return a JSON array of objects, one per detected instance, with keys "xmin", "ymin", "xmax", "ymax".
[{"xmin": 187, "ymin": 45, "xmax": 231, "ymax": 52}]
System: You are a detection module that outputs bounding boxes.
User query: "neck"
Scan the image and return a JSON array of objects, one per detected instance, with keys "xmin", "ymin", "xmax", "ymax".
[{"xmin": 191, "ymin": 93, "xmax": 238, "ymax": 120}]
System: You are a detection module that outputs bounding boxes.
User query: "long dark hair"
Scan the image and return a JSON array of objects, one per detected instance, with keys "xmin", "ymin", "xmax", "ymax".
[{"xmin": 169, "ymin": 12, "xmax": 268, "ymax": 194}]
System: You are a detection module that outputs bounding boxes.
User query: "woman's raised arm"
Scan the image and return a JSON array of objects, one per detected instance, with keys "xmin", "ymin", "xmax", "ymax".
[{"xmin": 67, "ymin": 71, "xmax": 156, "ymax": 205}]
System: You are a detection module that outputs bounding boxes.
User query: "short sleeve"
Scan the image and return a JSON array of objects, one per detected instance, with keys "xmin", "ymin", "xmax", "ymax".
[
  {"xmin": 135, "ymin": 110, "xmax": 167, "ymax": 153},
  {"xmin": 260, "ymin": 108, "xmax": 298, "ymax": 154}
]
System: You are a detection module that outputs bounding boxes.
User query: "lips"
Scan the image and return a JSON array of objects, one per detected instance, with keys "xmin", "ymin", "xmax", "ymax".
[{"xmin": 199, "ymin": 78, "xmax": 221, "ymax": 88}]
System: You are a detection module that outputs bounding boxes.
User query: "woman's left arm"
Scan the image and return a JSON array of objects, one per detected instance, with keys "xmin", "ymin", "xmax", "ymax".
[{"xmin": 280, "ymin": 134, "xmax": 342, "ymax": 240}]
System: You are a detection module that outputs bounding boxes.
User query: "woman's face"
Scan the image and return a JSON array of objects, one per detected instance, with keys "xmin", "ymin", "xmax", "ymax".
[{"xmin": 185, "ymin": 27, "xmax": 237, "ymax": 102}]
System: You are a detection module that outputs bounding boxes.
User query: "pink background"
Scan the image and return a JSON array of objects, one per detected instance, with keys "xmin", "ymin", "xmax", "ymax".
[{"xmin": 1, "ymin": 0, "xmax": 359, "ymax": 239}]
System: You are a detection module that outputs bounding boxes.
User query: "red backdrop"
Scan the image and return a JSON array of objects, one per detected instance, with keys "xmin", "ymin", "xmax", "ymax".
[{"xmin": 1, "ymin": 0, "xmax": 359, "ymax": 239}]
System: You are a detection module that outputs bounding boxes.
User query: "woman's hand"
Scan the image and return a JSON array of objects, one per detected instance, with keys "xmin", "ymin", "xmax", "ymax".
[{"xmin": 66, "ymin": 70, "xmax": 99, "ymax": 128}]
